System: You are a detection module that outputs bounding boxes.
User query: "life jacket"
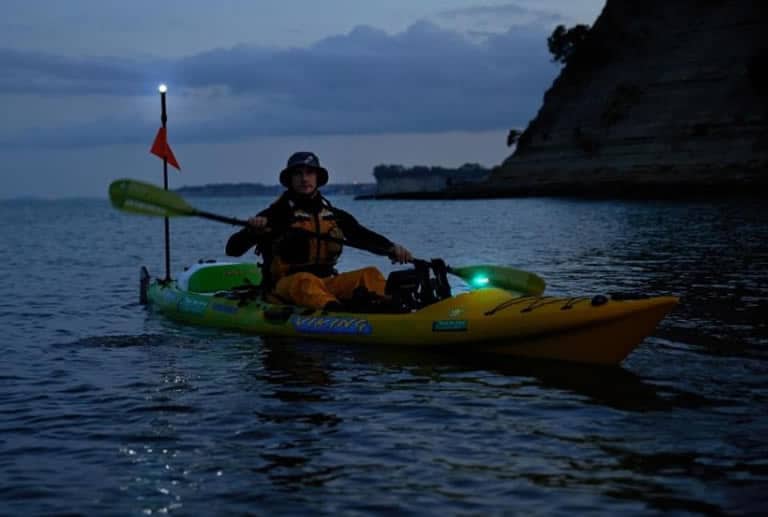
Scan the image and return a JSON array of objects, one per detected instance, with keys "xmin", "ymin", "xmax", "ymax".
[{"xmin": 270, "ymin": 196, "xmax": 344, "ymax": 280}]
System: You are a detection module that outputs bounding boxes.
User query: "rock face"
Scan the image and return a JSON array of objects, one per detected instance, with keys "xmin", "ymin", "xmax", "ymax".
[
  {"xmin": 488, "ymin": 0, "xmax": 768, "ymax": 197},
  {"xmin": 368, "ymin": 164, "xmax": 490, "ymax": 198}
]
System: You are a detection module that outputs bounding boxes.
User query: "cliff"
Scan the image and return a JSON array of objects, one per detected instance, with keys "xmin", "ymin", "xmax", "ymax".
[{"xmin": 484, "ymin": 0, "xmax": 768, "ymax": 197}]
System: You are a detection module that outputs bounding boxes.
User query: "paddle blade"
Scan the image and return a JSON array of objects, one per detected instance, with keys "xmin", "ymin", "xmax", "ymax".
[
  {"xmin": 109, "ymin": 179, "xmax": 195, "ymax": 217},
  {"xmin": 450, "ymin": 265, "xmax": 546, "ymax": 296}
]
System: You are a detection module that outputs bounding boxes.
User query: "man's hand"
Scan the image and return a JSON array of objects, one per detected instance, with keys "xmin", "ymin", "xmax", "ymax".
[
  {"xmin": 247, "ymin": 216, "xmax": 270, "ymax": 234},
  {"xmin": 388, "ymin": 244, "xmax": 413, "ymax": 264}
]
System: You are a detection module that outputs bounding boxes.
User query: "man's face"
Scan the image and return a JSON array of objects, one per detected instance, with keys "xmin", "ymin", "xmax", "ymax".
[{"xmin": 290, "ymin": 167, "xmax": 318, "ymax": 195}]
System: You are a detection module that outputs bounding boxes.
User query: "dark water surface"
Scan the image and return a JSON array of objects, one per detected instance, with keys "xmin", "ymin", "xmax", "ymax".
[{"xmin": 1, "ymin": 196, "xmax": 766, "ymax": 515}]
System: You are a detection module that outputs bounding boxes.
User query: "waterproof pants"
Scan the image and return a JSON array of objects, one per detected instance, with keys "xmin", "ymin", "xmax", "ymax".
[{"xmin": 273, "ymin": 267, "xmax": 387, "ymax": 309}]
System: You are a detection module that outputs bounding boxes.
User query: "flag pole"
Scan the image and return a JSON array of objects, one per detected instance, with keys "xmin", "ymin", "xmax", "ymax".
[{"xmin": 159, "ymin": 83, "xmax": 171, "ymax": 283}]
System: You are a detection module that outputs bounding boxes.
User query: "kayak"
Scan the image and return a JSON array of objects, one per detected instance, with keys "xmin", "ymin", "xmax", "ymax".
[
  {"xmin": 109, "ymin": 180, "xmax": 677, "ymax": 365},
  {"xmin": 142, "ymin": 261, "xmax": 678, "ymax": 365}
]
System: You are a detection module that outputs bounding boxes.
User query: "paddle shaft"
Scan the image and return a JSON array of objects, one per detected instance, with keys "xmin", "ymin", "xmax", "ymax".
[
  {"xmin": 194, "ymin": 208, "xmax": 396, "ymax": 257},
  {"xmin": 197, "ymin": 209, "xmax": 479, "ymax": 275},
  {"xmin": 195, "ymin": 209, "xmax": 250, "ymax": 227},
  {"xmin": 194, "ymin": 208, "xmax": 542, "ymax": 292}
]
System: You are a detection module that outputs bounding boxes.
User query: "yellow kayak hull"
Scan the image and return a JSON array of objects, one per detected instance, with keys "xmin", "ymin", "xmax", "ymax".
[{"xmin": 147, "ymin": 277, "xmax": 677, "ymax": 365}]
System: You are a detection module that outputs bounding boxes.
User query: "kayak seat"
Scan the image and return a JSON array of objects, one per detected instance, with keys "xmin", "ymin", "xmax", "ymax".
[
  {"xmin": 385, "ymin": 259, "xmax": 452, "ymax": 311},
  {"xmin": 181, "ymin": 262, "xmax": 263, "ymax": 293}
]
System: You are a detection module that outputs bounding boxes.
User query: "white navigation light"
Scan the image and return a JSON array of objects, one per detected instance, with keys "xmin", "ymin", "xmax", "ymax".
[{"xmin": 158, "ymin": 83, "xmax": 168, "ymax": 93}]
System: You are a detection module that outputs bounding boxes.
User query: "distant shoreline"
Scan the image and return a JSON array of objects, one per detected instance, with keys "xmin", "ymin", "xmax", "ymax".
[
  {"xmin": 355, "ymin": 181, "xmax": 768, "ymax": 200},
  {"xmin": 172, "ymin": 181, "xmax": 768, "ymax": 201},
  {"xmin": 176, "ymin": 182, "xmax": 376, "ymax": 197}
]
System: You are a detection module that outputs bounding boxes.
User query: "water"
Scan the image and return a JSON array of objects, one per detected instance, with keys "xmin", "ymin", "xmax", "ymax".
[{"xmin": 1, "ymin": 195, "xmax": 767, "ymax": 515}]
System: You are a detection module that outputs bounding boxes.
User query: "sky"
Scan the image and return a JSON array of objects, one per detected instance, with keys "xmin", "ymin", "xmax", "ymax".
[{"xmin": 0, "ymin": 0, "xmax": 605, "ymax": 198}]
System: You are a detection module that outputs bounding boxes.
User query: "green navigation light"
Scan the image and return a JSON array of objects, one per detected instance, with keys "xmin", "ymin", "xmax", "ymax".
[{"xmin": 471, "ymin": 274, "xmax": 490, "ymax": 288}]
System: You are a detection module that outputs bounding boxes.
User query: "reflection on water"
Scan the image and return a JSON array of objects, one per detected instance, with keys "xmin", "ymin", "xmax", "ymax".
[{"xmin": 1, "ymin": 197, "xmax": 767, "ymax": 514}]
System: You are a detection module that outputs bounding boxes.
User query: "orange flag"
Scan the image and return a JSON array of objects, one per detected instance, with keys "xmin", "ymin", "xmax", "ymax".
[{"xmin": 150, "ymin": 127, "xmax": 181, "ymax": 170}]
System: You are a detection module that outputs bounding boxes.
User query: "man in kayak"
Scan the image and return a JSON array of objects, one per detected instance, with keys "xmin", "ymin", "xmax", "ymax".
[{"xmin": 226, "ymin": 151, "xmax": 413, "ymax": 311}]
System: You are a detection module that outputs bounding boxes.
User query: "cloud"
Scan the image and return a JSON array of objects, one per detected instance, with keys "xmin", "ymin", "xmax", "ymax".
[
  {"xmin": 0, "ymin": 48, "xmax": 156, "ymax": 95},
  {"xmin": 0, "ymin": 20, "xmax": 559, "ymax": 147},
  {"xmin": 439, "ymin": 4, "xmax": 531, "ymax": 18},
  {"xmin": 437, "ymin": 3, "xmax": 565, "ymax": 25}
]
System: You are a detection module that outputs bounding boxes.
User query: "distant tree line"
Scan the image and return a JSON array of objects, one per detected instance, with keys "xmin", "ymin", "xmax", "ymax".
[
  {"xmin": 373, "ymin": 163, "xmax": 490, "ymax": 180},
  {"xmin": 176, "ymin": 182, "xmax": 375, "ymax": 197}
]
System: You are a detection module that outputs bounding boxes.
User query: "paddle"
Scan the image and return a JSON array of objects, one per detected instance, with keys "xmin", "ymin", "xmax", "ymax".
[{"xmin": 109, "ymin": 178, "xmax": 545, "ymax": 295}]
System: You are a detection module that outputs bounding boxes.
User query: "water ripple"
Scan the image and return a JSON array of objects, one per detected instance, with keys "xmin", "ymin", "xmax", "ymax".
[{"xmin": 1, "ymin": 197, "xmax": 767, "ymax": 514}]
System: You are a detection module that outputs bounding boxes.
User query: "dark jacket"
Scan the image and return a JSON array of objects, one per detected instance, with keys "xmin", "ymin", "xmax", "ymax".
[{"xmin": 226, "ymin": 191, "xmax": 394, "ymax": 286}]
